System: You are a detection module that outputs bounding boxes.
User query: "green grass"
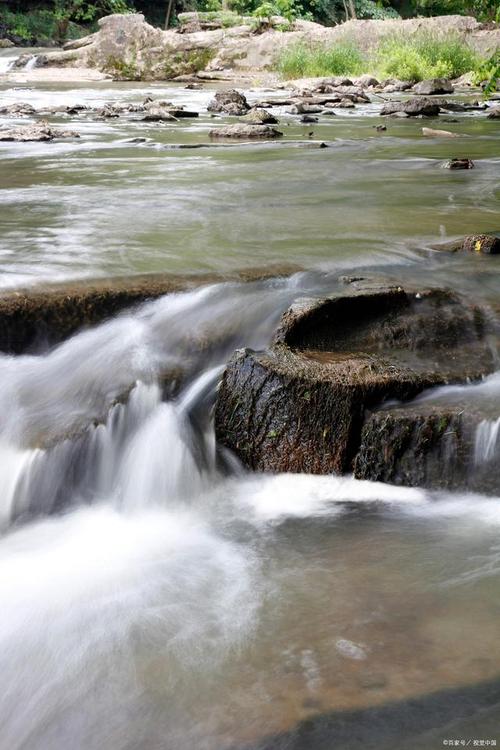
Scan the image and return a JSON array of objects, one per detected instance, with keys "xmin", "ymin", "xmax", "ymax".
[
  {"xmin": 277, "ymin": 40, "xmax": 365, "ymax": 79},
  {"xmin": 375, "ymin": 33, "xmax": 482, "ymax": 82}
]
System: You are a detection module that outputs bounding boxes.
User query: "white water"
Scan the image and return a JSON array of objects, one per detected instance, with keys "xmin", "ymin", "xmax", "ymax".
[{"xmin": 1, "ymin": 280, "xmax": 500, "ymax": 749}]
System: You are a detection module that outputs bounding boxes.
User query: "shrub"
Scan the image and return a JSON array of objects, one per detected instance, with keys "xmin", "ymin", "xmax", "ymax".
[
  {"xmin": 277, "ymin": 40, "xmax": 364, "ymax": 78},
  {"xmin": 376, "ymin": 33, "xmax": 481, "ymax": 82}
]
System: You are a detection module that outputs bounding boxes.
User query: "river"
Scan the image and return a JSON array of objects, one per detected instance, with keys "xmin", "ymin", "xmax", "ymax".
[{"xmin": 1, "ymin": 65, "xmax": 500, "ymax": 749}]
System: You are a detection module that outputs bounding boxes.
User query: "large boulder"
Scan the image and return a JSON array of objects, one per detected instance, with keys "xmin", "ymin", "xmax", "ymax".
[
  {"xmin": 215, "ymin": 284, "xmax": 497, "ymax": 477},
  {"xmin": 413, "ymin": 77, "xmax": 454, "ymax": 95},
  {"xmin": 381, "ymin": 97, "xmax": 441, "ymax": 117},
  {"xmin": 207, "ymin": 89, "xmax": 250, "ymax": 115}
]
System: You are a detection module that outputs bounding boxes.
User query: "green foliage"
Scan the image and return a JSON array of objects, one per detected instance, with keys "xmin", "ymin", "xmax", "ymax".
[
  {"xmin": 355, "ymin": 0, "xmax": 401, "ymax": 18},
  {"xmin": 277, "ymin": 39, "xmax": 364, "ymax": 77},
  {"xmin": 472, "ymin": 50, "xmax": 500, "ymax": 97},
  {"xmin": 408, "ymin": 0, "xmax": 499, "ymax": 23},
  {"xmin": 252, "ymin": 0, "xmax": 312, "ymax": 19},
  {"xmin": 376, "ymin": 33, "xmax": 481, "ymax": 81}
]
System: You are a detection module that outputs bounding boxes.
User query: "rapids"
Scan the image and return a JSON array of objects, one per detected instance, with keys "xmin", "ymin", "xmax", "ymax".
[{"xmin": 0, "ymin": 73, "xmax": 500, "ymax": 749}]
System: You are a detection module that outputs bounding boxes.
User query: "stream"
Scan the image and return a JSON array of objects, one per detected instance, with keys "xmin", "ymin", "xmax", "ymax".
[{"xmin": 1, "ymin": 67, "xmax": 500, "ymax": 749}]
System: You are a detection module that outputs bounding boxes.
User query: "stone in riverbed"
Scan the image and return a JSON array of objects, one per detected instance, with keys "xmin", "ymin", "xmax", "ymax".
[
  {"xmin": 209, "ymin": 124, "xmax": 283, "ymax": 139},
  {"xmin": 413, "ymin": 77, "xmax": 454, "ymax": 95},
  {"xmin": 215, "ymin": 285, "xmax": 496, "ymax": 476},
  {"xmin": 142, "ymin": 106, "xmax": 178, "ymax": 121},
  {"xmin": 207, "ymin": 89, "xmax": 250, "ymax": 116},
  {"xmin": 380, "ymin": 79, "xmax": 413, "ymax": 93},
  {"xmin": 381, "ymin": 98, "xmax": 441, "ymax": 117},
  {"xmin": 487, "ymin": 107, "xmax": 500, "ymax": 119},
  {"xmin": 431, "ymin": 234, "xmax": 500, "ymax": 254},
  {"xmin": 442, "ymin": 158, "xmax": 474, "ymax": 169},
  {"xmin": 0, "ymin": 102, "xmax": 37, "ymax": 116},
  {"xmin": 241, "ymin": 108, "xmax": 278, "ymax": 124},
  {"xmin": 422, "ymin": 126, "xmax": 459, "ymax": 137},
  {"xmin": 0, "ymin": 121, "xmax": 79, "ymax": 142}
]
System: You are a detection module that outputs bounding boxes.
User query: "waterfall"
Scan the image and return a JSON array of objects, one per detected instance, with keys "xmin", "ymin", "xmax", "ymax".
[
  {"xmin": 0, "ymin": 55, "xmax": 16, "ymax": 74},
  {"xmin": 474, "ymin": 417, "xmax": 500, "ymax": 465}
]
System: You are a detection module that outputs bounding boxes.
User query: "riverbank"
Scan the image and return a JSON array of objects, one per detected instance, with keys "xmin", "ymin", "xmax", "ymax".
[{"xmin": 2, "ymin": 13, "xmax": 498, "ymax": 85}]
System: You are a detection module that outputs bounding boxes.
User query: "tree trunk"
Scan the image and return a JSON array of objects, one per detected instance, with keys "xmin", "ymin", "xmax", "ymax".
[{"xmin": 164, "ymin": 0, "xmax": 175, "ymax": 29}]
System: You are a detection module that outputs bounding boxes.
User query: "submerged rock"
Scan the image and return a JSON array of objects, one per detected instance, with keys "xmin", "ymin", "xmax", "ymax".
[
  {"xmin": 381, "ymin": 98, "xmax": 441, "ymax": 117},
  {"xmin": 209, "ymin": 124, "xmax": 283, "ymax": 139},
  {"xmin": 0, "ymin": 121, "xmax": 79, "ymax": 142},
  {"xmin": 442, "ymin": 158, "xmax": 474, "ymax": 169},
  {"xmin": 207, "ymin": 89, "xmax": 250, "ymax": 116},
  {"xmin": 215, "ymin": 285, "xmax": 496, "ymax": 476},
  {"xmin": 487, "ymin": 107, "xmax": 500, "ymax": 119},
  {"xmin": 422, "ymin": 126, "xmax": 459, "ymax": 137},
  {"xmin": 413, "ymin": 78, "xmax": 454, "ymax": 95}
]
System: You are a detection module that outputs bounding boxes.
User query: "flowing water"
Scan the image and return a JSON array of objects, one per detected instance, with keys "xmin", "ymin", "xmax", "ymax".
[{"xmin": 1, "ymin": 70, "xmax": 500, "ymax": 749}]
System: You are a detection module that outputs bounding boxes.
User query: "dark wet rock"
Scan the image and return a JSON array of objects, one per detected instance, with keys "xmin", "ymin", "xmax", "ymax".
[
  {"xmin": 0, "ymin": 265, "xmax": 300, "ymax": 354},
  {"xmin": 439, "ymin": 100, "xmax": 486, "ymax": 112},
  {"xmin": 215, "ymin": 285, "xmax": 496, "ymax": 475},
  {"xmin": 300, "ymin": 115, "xmax": 318, "ymax": 123},
  {"xmin": 354, "ymin": 402, "xmax": 500, "ymax": 493},
  {"xmin": 165, "ymin": 108, "xmax": 199, "ymax": 118},
  {"xmin": 413, "ymin": 77, "xmax": 454, "ymax": 95},
  {"xmin": 209, "ymin": 124, "xmax": 283, "ymax": 139},
  {"xmin": 374, "ymin": 124, "xmax": 387, "ymax": 131},
  {"xmin": 381, "ymin": 98, "xmax": 441, "ymax": 117},
  {"xmin": 442, "ymin": 158, "xmax": 474, "ymax": 169},
  {"xmin": 431, "ymin": 234, "xmax": 500, "ymax": 254},
  {"xmin": 0, "ymin": 102, "xmax": 37, "ymax": 116},
  {"xmin": 463, "ymin": 234, "xmax": 500, "ymax": 254},
  {"xmin": 207, "ymin": 89, "xmax": 250, "ymax": 116},
  {"xmin": 487, "ymin": 107, "xmax": 500, "ymax": 119},
  {"xmin": 0, "ymin": 121, "xmax": 79, "ymax": 142},
  {"xmin": 241, "ymin": 108, "xmax": 278, "ymax": 124}
]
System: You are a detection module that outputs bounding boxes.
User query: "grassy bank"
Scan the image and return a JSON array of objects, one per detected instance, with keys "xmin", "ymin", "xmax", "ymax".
[{"xmin": 276, "ymin": 32, "xmax": 486, "ymax": 81}]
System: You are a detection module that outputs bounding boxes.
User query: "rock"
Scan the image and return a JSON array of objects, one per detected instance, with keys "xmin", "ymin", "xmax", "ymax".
[
  {"xmin": 336, "ymin": 99, "xmax": 355, "ymax": 109},
  {"xmin": 207, "ymin": 89, "xmax": 250, "ymax": 116},
  {"xmin": 353, "ymin": 404, "xmax": 485, "ymax": 491},
  {"xmin": 381, "ymin": 98, "xmax": 441, "ymax": 117},
  {"xmin": 0, "ymin": 38, "xmax": 15, "ymax": 48},
  {"xmin": 288, "ymin": 103, "xmax": 323, "ymax": 114},
  {"xmin": 300, "ymin": 115, "xmax": 318, "ymax": 123},
  {"xmin": 142, "ymin": 106, "xmax": 178, "ymax": 122},
  {"xmin": 355, "ymin": 74, "xmax": 379, "ymax": 88},
  {"xmin": 209, "ymin": 124, "xmax": 283, "ymax": 139},
  {"xmin": 241, "ymin": 108, "xmax": 278, "ymax": 124},
  {"xmin": 215, "ymin": 285, "xmax": 496, "ymax": 475},
  {"xmin": 0, "ymin": 121, "xmax": 79, "ymax": 142},
  {"xmin": 431, "ymin": 234, "xmax": 500, "ymax": 254},
  {"xmin": 442, "ymin": 158, "xmax": 474, "ymax": 169},
  {"xmin": 413, "ymin": 77, "xmax": 454, "ymax": 95},
  {"xmin": 0, "ymin": 102, "xmax": 37, "ymax": 116},
  {"xmin": 422, "ymin": 127, "xmax": 459, "ymax": 137},
  {"xmin": 380, "ymin": 79, "xmax": 413, "ymax": 93},
  {"xmin": 487, "ymin": 107, "xmax": 500, "ymax": 119},
  {"xmin": 374, "ymin": 124, "xmax": 387, "ymax": 131},
  {"xmin": 0, "ymin": 265, "xmax": 300, "ymax": 354},
  {"xmin": 463, "ymin": 234, "xmax": 500, "ymax": 254}
]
